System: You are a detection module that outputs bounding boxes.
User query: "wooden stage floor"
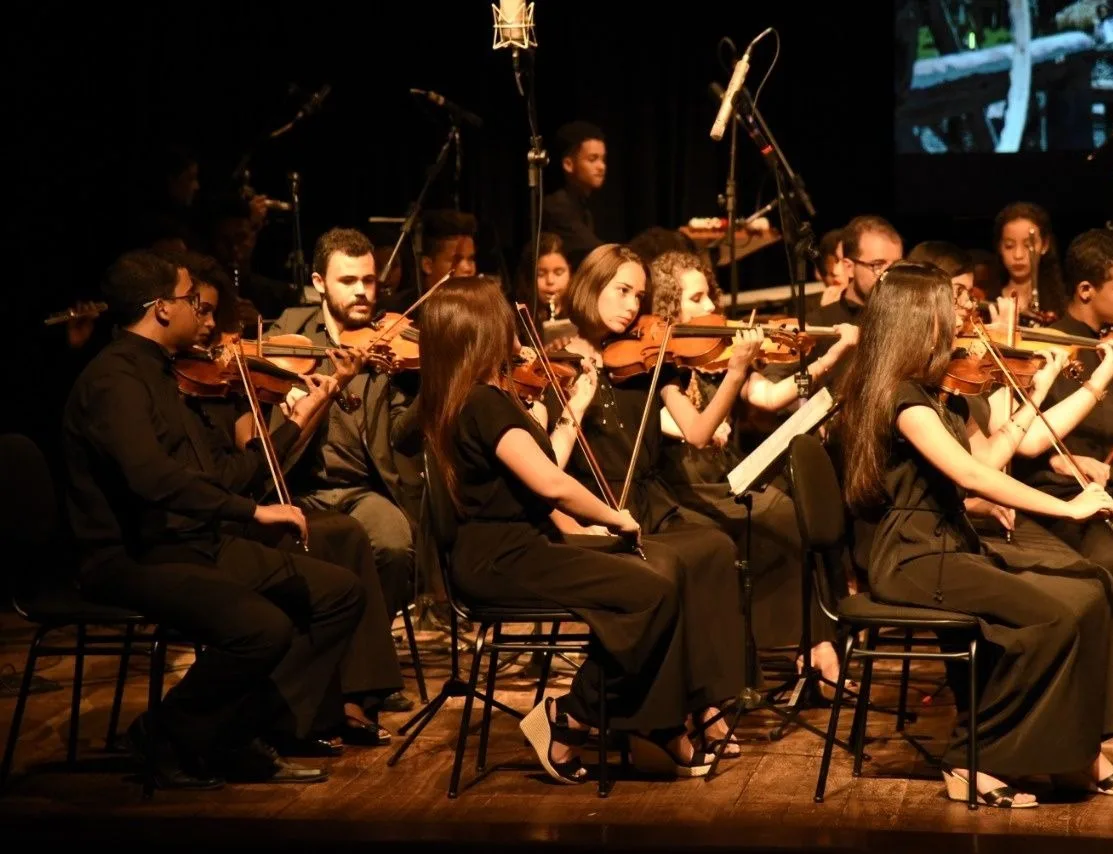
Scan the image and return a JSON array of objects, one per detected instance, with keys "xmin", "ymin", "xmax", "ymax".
[{"xmin": 2, "ymin": 609, "xmax": 1112, "ymax": 853}]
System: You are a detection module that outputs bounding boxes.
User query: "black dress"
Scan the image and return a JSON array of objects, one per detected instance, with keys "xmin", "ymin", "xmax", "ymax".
[
  {"xmin": 658, "ymin": 370, "xmax": 836, "ymax": 650},
  {"xmin": 451, "ymin": 384, "xmax": 739, "ymax": 729},
  {"xmin": 541, "ymin": 372, "xmax": 750, "ymax": 690},
  {"xmin": 863, "ymin": 380, "xmax": 1112, "ymax": 775}
]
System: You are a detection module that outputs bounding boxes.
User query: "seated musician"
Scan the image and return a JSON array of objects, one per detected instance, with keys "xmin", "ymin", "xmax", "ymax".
[
  {"xmin": 63, "ymin": 250, "xmax": 366, "ymax": 788},
  {"xmin": 816, "ymin": 228, "xmax": 848, "ymax": 307},
  {"xmin": 647, "ymin": 249, "xmax": 858, "ymax": 691},
  {"xmin": 1010, "ymin": 230, "xmax": 1113, "ymax": 570},
  {"xmin": 176, "ymin": 250, "xmax": 406, "ymax": 750},
  {"xmin": 268, "ymin": 227, "xmax": 423, "ymax": 714},
  {"xmin": 992, "ymin": 201, "xmax": 1065, "ymax": 318},
  {"xmin": 836, "ymin": 260, "xmax": 1113, "ymax": 808}
]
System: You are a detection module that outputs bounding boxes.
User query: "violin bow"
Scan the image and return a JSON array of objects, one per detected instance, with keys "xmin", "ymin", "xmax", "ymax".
[
  {"xmin": 514, "ymin": 304, "xmax": 618, "ymax": 507},
  {"xmin": 971, "ymin": 319, "xmax": 1113, "ymax": 532},
  {"xmin": 228, "ymin": 342, "xmax": 309, "ymax": 552},
  {"xmin": 365, "ymin": 269, "xmax": 455, "ymax": 350},
  {"xmin": 620, "ymin": 321, "xmax": 675, "ymax": 512},
  {"xmin": 514, "ymin": 303, "xmax": 646, "ymax": 560}
]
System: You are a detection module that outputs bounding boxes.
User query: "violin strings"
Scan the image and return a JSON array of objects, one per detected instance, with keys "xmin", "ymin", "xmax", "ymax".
[{"xmin": 515, "ymin": 303, "xmax": 620, "ymax": 510}]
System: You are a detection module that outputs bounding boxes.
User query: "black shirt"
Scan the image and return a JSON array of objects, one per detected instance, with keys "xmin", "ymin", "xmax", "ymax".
[
  {"xmin": 542, "ymin": 186, "xmax": 601, "ymax": 269},
  {"xmin": 454, "ymin": 384, "xmax": 555, "ymax": 527},
  {"xmin": 1014, "ymin": 313, "xmax": 1113, "ymax": 498},
  {"xmin": 62, "ymin": 330, "xmax": 296, "ymax": 568}
]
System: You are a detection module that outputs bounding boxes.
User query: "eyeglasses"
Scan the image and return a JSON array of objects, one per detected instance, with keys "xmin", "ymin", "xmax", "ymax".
[
  {"xmin": 142, "ymin": 292, "xmax": 202, "ymax": 313},
  {"xmin": 847, "ymin": 257, "xmax": 894, "ymax": 276}
]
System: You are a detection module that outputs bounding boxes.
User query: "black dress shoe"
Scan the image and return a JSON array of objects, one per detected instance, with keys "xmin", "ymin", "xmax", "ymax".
[
  {"xmin": 380, "ymin": 691, "xmax": 415, "ymax": 713},
  {"xmin": 267, "ymin": 733, "xmax": 344, "ymax": 758},
  {"xmin": 338, "ymin": 718, "xmax": 392, "ymax": 747},
  {"xmin": 124, "ymin": 715, "xmax": 225, "ymax": 791},
  {"xmin": 216, "ymin": 739, "xmax": 329, "ymax": 784}
]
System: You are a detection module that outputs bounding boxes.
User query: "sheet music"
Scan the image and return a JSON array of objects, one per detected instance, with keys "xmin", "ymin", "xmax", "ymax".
[{"xmin": 727, "ymin": 387, "xmax": 836, "ymax": 496}]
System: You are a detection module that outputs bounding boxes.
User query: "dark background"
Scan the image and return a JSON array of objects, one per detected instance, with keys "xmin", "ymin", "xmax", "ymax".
[{"xmin": 6, "ymin": 2, "xmax": 1112, "ymax": 418}]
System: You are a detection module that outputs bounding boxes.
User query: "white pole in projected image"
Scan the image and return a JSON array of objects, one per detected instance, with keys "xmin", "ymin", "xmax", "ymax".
[{"xmin": 997, "ymin": 0, "xmax": 1032, "ymax": 153}]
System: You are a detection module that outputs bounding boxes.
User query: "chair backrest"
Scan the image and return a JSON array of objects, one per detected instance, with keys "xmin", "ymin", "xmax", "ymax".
[
  {"xmin": 0, "ymin": 434, "xmax": 60, "ymax": 548},
  {"xmin": 419, "ymin": 450, "xmax": 467, "ymax": 618},
  {"xmin": 786, "ymin": 433, "xmax": 850, "ymax": 617},
  {"xmin": 0, "ymin": 434, "xmax": 71, "ymax": 600}
]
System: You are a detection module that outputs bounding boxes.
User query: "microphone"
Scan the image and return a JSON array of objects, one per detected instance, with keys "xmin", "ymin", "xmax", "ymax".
[
  {"xmin": 492, "ymin": 0, "xmax": 536, "ymax": 50},
  {"xmin": 294, "ymin": 84, "xmax": 331, "ymax": 122},
  {"xmin": 710, "ymin": 50, "xmax": 752, "ymax": 142},
  {"xmin": 409, "ymin": 89, "xmax": 484, "ymax": 128},
  {"xmin": 708, "ymin": 83, "xmax": 742, "ymax": 127}
]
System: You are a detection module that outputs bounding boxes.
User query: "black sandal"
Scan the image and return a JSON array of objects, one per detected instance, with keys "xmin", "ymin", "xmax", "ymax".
[
  {"xmin": 520, "ymin": 697, "xmax": 590, "ymax": 785},
  {"xmin": 942, "ymin": 769, "xmax": 1038, "ymax": 808}
]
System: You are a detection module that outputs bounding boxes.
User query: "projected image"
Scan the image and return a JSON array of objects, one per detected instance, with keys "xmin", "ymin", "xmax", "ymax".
[{"xmin": 895, "ymin": 0, "xmax": 1113, "ymax": 153}]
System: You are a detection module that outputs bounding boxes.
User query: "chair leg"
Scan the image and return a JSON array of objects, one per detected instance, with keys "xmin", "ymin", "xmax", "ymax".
[
  {"xmin": 476, "ymin": 636, "xmax": 500, "ymax": 773},
  {"xmin": 143, "ymin": 633, "xmax": 168, "ymax": 800},
  {"xmin": 401, "ymin": 606, "xmax": 429, "ymax": 704},
  {"xmin": 448, "ymin": 624, "xmax": 487, "ymax": 799},
  {"xmin": 966, "ymin": 638, "xmax": 979, "ymax": 811},
  {"xmin": 596, "ymin": 663, "xmax": 610, "ymax": 798},
  {"xmin": 815, "ymin": 630, "xmax": 855, "ymax": 803},
  {"xmin": 896, "ymin": 630, "xmax": 912, "ymax": 732},
  {"xmin": 1, "ymin": 626, "xmax": 49, "ymax": 786},
  {"xmin": 67, "ymin": 624, "xmax": 87, "ymax": 766},
  {"xmin": 105, "ymin": 623, "xmax": 136, "ymax": 749},
  {"xmin": 532, "ymin": 623, "xmax": 560, "ymax": 707},
  {"xmin": 850, "ymin": 631, "xmax": 875, "ymax": 778}
]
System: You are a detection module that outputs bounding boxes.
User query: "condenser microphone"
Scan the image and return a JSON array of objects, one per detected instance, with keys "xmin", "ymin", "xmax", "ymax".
[
  {"xmin": 710, "ymin": 51, "xmax": 751, "ymax": 142},
  {"xmin": 492, "ymin": 0, "xmax": 536, "ymax": 50}
]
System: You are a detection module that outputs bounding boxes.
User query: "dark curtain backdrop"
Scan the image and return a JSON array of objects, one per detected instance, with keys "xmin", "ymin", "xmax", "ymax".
[{"xmin": 6, "ymin": 1, "xmax": 1111, "ymax": 447}]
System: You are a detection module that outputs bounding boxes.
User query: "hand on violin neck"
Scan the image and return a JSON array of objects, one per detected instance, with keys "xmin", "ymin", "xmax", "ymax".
[
  {"xmin": 565, "ymin": 360, "xmax": 599, "ymax": 417},
  {"xmin": 327, "ymin": 346, "xmax": 365, "ymax": 386},
  {"xmin": 725, "ymin": 328, "xmax": 764, "ymax": 378},
  {"xmin": 288, "ymin": 374, "xmax": 339, "ymax": 429},
  {"xmin": 1030, "ymin": 349, "xmax": 1067, "ymax": 400}
]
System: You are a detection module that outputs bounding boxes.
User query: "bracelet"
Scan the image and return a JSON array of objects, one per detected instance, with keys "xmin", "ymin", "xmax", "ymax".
[{"xmin": 1083, "ymin": 381, "xmax": 1107, "ymax": 403}]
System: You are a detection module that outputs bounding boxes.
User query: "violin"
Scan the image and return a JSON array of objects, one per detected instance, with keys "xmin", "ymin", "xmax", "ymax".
[
  {"xmin": 955, "ymin": 321, "xmax": 1101, "ymax": 381},
  {"xmin": 940, "ymin": 345, "xmax": 1043, "ymax": 397},
  {"xmin": 335, "ymin": 312, "xmax": 421, "ymax": 374},
  {"xmin": 601, "ymin": 313, "xmax": 833, "ymax": 380},
  {"xmin": 173, "ymin": 347, "xmax": 310, "ymax": 406},
  {"xmin": 510, "ymin": 349, "xmax": 579, "ymax": 404}
]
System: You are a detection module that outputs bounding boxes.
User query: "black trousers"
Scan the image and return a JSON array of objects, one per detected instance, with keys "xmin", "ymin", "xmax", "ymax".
[
  {"xmin": 80, "ymin": 534, "xmax": 365, "ymax": 761},
  {"xmin": 244, "ymin": 511, "xmax": 406, "ymax": 716}
]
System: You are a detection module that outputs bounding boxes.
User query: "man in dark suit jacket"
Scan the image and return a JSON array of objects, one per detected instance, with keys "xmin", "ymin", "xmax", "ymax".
[
  {"xmin": 268, "ymin": 228, "xmax": 425, "ymax": 713},
  {"xmin": 542, "ymin": 121, "xmax": 607, "ymax": 269}
]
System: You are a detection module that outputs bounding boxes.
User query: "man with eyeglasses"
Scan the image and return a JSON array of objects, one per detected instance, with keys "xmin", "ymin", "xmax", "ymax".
[
  {"xmin": 767, "ymin": 215, "xmax": 903, "ymax": 390},
  {"xmin": 63, "ymin": 250, "xmax": 367, "ymax": 790}
]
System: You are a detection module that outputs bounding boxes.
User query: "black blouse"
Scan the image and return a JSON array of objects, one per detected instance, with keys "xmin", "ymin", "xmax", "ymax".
[{"xmin": 453, "ymin": 384, "xmax": 557, "ymax": 527}]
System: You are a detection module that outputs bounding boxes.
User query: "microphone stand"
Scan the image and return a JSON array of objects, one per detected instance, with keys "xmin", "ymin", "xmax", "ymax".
[
  {"xmin": 288, "ymin": 172, "xmax": 308, "ymax": 304},
  {"xmin": 735, "ymin": 86, "xmax": 818, "ymax": 398},
  {"xmin": 379, "ymin": 123, "xmax": 458, "ymax": 294},
  {"xmin": 724, "ymin": 98, "xmax": 741, "ymax": 320},
  {"xmin": 513, "ymin": 47, "xmax": 548, "ymax": 323}
]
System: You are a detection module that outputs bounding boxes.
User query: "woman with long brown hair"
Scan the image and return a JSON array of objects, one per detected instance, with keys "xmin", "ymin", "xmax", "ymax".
[
  {"xmin": 648, "ymin": 249, "xmax": 857, "ymax": 693},
  {"xmin": 418, "ymin": 275, "xmax": 744, "ymax": 782},
  {"xmin": 836, "ymin": 261, "xmax": 1113, "ymax": 808}
]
